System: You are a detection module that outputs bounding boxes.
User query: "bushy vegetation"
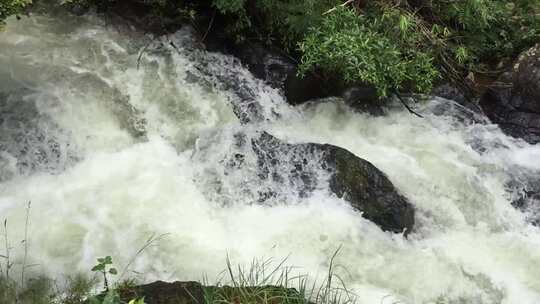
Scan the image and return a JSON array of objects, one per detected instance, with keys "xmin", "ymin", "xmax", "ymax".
[
  {"xmin": 299, "ymin": 6, "xmax": 439, "ymax": 96},
  {"xmin": 0, "ymin": 256, "xmax": 144, "ymax": 304},
  {"xmin": 0, "ymin": 0, "xmax": 32, "ymax": 27},
  {"xmin": 203, "ymin": 252, "xmax": 355, "ymax": 304},
  {"xmin": 0, "ymin": 255, "xmax": 354, "ymax": 304},
  {"xmin": 208, "ymin": 0, "xmax": 538, "ymax": 97},
  {"xmin": 0, "ymin": 209, "xmax": 350, "ymax": 304},
  {"xmin": 3, "ymin": 0, "xmax": 536, "ymax": 97}
]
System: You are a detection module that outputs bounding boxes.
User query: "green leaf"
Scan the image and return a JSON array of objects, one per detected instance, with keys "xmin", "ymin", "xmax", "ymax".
[
  {"xmin": 399, "ymin": 15, "xmax": 410, "ymax": 33},
  {"xmin": 92, "ymin": 265, "xmax": 105, "ymax": 272},
  {"xmin": 128, "ymin": 298, "xmax": 146, "ymax": 304},
  {"xmin": 109, "ymin": 268, "xmax": 118, "ymax": 275},
  {"xmin": 88, "ymin": 296, "xmax": 102, "ymax": 304}
]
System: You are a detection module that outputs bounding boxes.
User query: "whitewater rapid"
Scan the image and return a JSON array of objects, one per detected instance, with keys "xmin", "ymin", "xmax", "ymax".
[{"xmin": 1, "ymin": 10, "xmax": 540, "ymax": 304}]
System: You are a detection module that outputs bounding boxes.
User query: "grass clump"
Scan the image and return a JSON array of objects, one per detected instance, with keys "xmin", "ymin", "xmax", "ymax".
[
  {"xmin": 0, "ymin": 275, "xmax": 55, "ymax": 304},
  {"xmin": 299, "ymin": 6, "xmax": 439, "ymax": 97},
  {"xmin": 204, "ymin": 248, "xmax": 355, "ymax": 304},
  {"xmin": 0, "ymin": 207, "xmax": 352, "ymax": 304}
]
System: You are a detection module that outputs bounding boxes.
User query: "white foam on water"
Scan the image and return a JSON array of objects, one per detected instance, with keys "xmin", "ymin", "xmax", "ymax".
[{"xmin": 1, "ymin": 11, "xmax": 540, "ymax": 304}]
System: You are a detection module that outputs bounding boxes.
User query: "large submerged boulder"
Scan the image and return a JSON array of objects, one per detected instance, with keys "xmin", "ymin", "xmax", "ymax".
[
  {"xmin": 228, "ymin": 44, "xmax": 383, "ymax": 113},
  {"xmin": 118, "ymin": 281, "xmax": 306, "ymax": 304},
  {"xmin": 250, "ymin": 132, "xmax": 415, "ymax": 234},
  {"xmin": 231, "ymin": 43, "xmax": 333, "ymax": 106},
  {"xmin": 480, "ymin": 44, "xmax": 540, "ymax": 144},
  {"xmin": 325, "ymin": 143, "xmax": 415, "ymax": 234}
]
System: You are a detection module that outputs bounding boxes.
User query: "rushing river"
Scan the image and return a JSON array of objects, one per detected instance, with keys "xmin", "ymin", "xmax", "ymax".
[{"xmin": 1, "ymin": 10, "xmax": 540, "ymax": 304}]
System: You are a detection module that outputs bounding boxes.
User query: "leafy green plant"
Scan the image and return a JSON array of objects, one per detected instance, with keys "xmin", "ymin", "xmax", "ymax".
[
  {"xmin": 0, "ymin": 0, "xmax": 31, "ymax": 28},
  {"xmin": 36, "ymin": 0, "xmax": 535, "ymax": 99},
  {"xmin": 299, "ymin": 6, "xmax": 439, "ymax": 97},
  {"xmin": 207, "ymin": 0, "xmax": 537, "ymax": 97},
  {"xmin": 212, "ymin": 0, "xmax": 245, "ymax": 13},
  {"xmin": 92, "ymin": 256, "xmax": 118, "ymax": 292}
]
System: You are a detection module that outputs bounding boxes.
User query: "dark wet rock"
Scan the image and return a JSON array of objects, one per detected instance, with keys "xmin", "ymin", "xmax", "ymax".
[
  {"xmin": 325, "ymin": 142, "xmax": 415, "ymax": 234},
  {"xmin": 231, "ymin": 43, "xmax": 331, "ymax": 106},
  {"xmin": 182, "ymin": 47, "xmax": 289, "ymax": 124},
  {"xmin": 110, "ymin": 94, "xmax": 147, "ymax": 139},
  {"xmin": 71, "ymin": 73, "xmax": 147, "ymax": 138},
  {"xmin": 119, "ymin": 281, "xmax": 204, "ymax": 304},
  {"xmin": 119, "ymin": 281, "xmax": 307, "ymax": 304},
  {"xmin": 231, "ymin": 44, "xmax": 388, "ymax": 112},
  {"xmin": 432, "ymin": 84, "xmax": 484, "ymax": 116},
  {"xmin": 101, "ymin": 0, "xmax": 191, "ymax": 35},
  {"xmin": 342, "ymin": 85, "xmax": 384, "ymax": 115},
  {"xmin": 194, "ymin": 55, "xmax": 267, "ymax": 124},
  {"xmin": 201, "ymin": 130, "xmax": 414, "ymax": 234},
  {"xmin": 65, "ymin": 2, "xmax": 90, "ymax": 16},
  {"xmin": 480, "ymin": 44, "xmax": 540, "ymax": 144},
  {"xmin": 233, "ymin": 44, "xmax": 296, "ymax": 90},
  {"xmin": 231, "ymin": 44, "xmax": 399, "ymax": 116},
  {"xmin": 87, "ymin": 2, "xmax": 384, "ymax": 112},
  {"xmin": 250, "ymin": 132, "xmax": 415, "ymax": 234},
  {"xmin": 429, "ymin": 98, "xmax": 488, "ymax": 125},
  {"xmin": 249, "ymin": 132, "xmax": 325, "ymax": 200},
  {"xmin": 0, "ymin": 89, "xmax": 78, "ymax": 180},
  {"xmin": 432, "ymin": 84, "xmax": 468, "ymax": 105},
  {"xmin": 507, "ymin": 175, "xmax": 540, "ymax": 225}
]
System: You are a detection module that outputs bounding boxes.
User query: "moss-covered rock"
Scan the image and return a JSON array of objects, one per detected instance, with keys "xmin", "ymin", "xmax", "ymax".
[
  {"xmin": 251, "ymin": 132, "xmax": 415, "ymax": 235},
  {"xmin": 118, "ymin": 281, "xmax": 309, "ymax": 304},
  {"xmin": 325, "ymin": 145, "xmax": 414, "ymax": 235},
  {"xmin": 119, "ymin": 281, "xmax": 205, "ymax": 304}
]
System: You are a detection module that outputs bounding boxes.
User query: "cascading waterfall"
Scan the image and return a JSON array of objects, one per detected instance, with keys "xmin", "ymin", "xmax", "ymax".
[{"xmin": 1, "ymin": 10, "xmax": 540, "ymax": 304}]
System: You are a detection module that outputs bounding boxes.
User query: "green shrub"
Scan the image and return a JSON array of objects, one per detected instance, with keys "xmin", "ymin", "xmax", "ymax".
[
  {"xmin": 212, "ymin": 0, "xmax": 245, "ymax": 13},
  {"xmin": 0, "ymin": 0, "xmax": 32, "ymax": 27},
  {"xmin": 422, "ymin": 0, "xmax": 539, "ymax": 66},
  {"xmin": 209, "ymin": 0, "xmax": 538, "ymax": 96},
  {"xmin": 299, "ymin": 6, "xmax": 440, "ymax": 97},
  {"xmin": 2, "ymin": 0, "xmax": 536, "ymax": 97}
]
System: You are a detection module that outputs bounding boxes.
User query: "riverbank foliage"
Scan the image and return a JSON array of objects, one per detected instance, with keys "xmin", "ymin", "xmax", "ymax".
[
  {"xmin": 0, "ymin": 0, "xmax": 31, "ymax": 27},
  {"xmin": 1, "ymin": 0, "xmax": 539, "ymax": 96},
  {"xmin": 0, "ymin": 256, "xmax": 354, "ymax": 304},
  {"xmin": 208, "ymin": 0, "xmax": 539, "ymax": 96}
]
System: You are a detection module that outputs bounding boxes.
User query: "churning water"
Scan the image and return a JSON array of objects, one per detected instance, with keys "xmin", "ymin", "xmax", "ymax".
[{"xmin": 1, "ymin": 11, "xmax": 540, "ymax": 304}]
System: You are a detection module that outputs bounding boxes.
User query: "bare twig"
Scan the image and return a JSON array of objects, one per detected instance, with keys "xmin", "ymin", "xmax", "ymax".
[
  {"xmin": 393, "ymin": 91, "xmax": 424, "ymax": 118},
  {"xmin": 201, "ymin": 10, "xmax": 217, "ymax": 42},
  {"xmin": 323, "ymin": 0, "xmax": 356, "ymax": 15}
]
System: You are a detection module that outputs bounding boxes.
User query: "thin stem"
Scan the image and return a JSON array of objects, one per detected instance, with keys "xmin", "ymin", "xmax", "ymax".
[
  {"xmin": 3, "ymin": 219, "xmax": 10, "ymax": 279},
  {"xmin": 103, "ymin": 271, "xmax": 109, "ymax": 292},
  {"xmin": 21, "ymin": 201, "xmax": 31, "ymax": 288}
]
